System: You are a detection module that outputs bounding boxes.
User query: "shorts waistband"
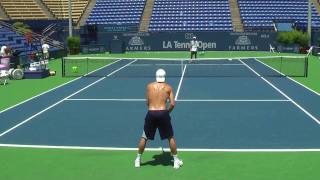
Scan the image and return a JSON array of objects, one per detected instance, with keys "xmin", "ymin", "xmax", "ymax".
[{"xmin": 148, "ymin": 110, "xmax": 168, "ymax": 112}]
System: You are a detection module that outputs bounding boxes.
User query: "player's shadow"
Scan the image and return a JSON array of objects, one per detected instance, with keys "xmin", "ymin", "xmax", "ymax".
[{"xmin": 141, "ymin": 152, "xmax": 172, "ymax": 167}]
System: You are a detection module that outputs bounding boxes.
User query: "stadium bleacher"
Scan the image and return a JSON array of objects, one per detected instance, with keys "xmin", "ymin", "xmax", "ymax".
[
  {"xmin": 149, "ymin": 0, "xmax": 233, "ymax": 31},
  {"xmin": 0, "ymin": 26, "xmax": 26, "ymax": 52},
  {"xmin": 86, "ymin": 0, "xmax": 146, "ymax": 25},
  {"xmin": 238, "ymin": 0, "xmax": 320, "ymax": 31},
  {"xmin": 42, "ymin": 0, "xmax": 89, "ymax": 23},
  {"xmin": 0, "ymin": 0, "xmax": 48, "ymax": 20},
  {"xmin": 0, "ymin": 0, "xmax": 319, "ymax": 33}
]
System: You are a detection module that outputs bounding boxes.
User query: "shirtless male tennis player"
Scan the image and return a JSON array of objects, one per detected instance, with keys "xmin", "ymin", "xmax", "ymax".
[{"xmin": 135, "ymin": 69, "xmax": 183, "ymax": 169}]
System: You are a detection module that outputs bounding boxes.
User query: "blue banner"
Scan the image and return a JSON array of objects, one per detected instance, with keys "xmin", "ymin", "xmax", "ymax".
[{"xmin": 83, "ymin": 31, "xmax": 277, "ymax": 51}]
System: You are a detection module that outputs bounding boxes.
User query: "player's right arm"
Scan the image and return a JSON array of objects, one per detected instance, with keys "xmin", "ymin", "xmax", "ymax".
[
  {"xmin": 146, "ymin": 83, "xmax": 151, "ymax": 107},
  {"xmin": 167, "ymin": 85, "xmax": 175, "ymax": 113}
]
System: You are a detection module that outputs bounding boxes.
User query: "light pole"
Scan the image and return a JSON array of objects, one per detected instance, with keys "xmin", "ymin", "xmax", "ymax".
[
  {"xmin": 68, "ymin": 0, "xmax": 73, "ymax": 37},
  {"xmin": 307, "ymin": 0, "xmax": 312, "ymax": 46}
]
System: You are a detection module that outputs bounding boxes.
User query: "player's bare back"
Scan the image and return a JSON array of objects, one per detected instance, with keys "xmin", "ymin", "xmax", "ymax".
[{"xmin": 146, "ymin": 82, "xmax": 173, "ymax": 111}]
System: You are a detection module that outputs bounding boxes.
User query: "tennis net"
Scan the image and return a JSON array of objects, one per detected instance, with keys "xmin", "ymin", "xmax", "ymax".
[{"xmin": 61, "ymin": 56, "xmax": 308, "ymax": 78}]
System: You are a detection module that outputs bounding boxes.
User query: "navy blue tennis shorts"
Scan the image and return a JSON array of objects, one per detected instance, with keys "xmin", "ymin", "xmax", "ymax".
[{"xmin": 143, "ymin": 110, "xmax": 174, "ymax": 140}]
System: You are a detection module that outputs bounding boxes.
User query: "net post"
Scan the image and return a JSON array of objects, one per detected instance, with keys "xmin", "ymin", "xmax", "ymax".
[
  {"xmin": 305, "ymin": 56, "xmax": 309, "ymax": 77},
  {"xmin": 280, "ymin": 56, "xmax": 283, "ymax": 76},
  {"xmin": 62, "ymin": 57, "xmax": 65, "ymax": 77},
  {"xmin": 181, "ymin": 59, "xmax": 184, "ymax": 76},
  {"xmin": 86, "ymin": 57, "xmax": 89, "ymax": 76}
]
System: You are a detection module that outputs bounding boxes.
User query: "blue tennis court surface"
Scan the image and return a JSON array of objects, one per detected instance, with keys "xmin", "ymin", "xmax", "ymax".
[{"xmin": 1, "ymin": 58, "xmax": 320, "ymax": 150}]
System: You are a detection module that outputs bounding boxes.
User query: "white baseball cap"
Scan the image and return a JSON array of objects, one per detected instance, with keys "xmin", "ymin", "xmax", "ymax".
[{"xmin": 156, "ymin": 69, "xmax": 166, "ymax": 82}]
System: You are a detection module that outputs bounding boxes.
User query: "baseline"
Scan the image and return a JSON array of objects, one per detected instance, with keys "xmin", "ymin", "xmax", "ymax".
[{"xmin": 1, "ymin": 143, "xmax": 320, "ymax": 152}]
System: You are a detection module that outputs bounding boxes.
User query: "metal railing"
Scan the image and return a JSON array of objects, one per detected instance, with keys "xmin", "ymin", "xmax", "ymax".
[{"xmin": 0, "ymin": 21, "xmax": 65, "ymax": 50}]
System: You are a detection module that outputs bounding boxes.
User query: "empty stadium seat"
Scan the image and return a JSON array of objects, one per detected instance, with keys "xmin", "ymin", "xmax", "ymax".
[
  {"xmin": 86, "ymin": 0, "xmax": 146, "ymax": 25},
  {"xmin": 0, "ymin": 27, "xmax": 27, "ymax": 52},
  {"xmin": 0, "ymin": 0, "xmax": 48, "ymax": 19},
  {"xmin": 149, "ymin": 0, "xmax": 233, "ymax": 32},
  {"xmin": 238, "ymin": 0, "xmax": 320, "ymax": 31},
  {"xmin": 42, "ymin": 0, "xmax": 89, "ymax": 23}
]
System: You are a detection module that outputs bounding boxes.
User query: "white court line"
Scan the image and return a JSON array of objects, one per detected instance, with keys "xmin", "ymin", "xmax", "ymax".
[
  {"xmin": 177, "ymin": 99, "xmax": 290, "ymax": 102},
  {"xmin": 175, "ymin": 64, "xmax": 187, "ymax": 101},
  {"xmin": 254, "ymin": 58, "xmax": 320, "ymax": 96},
  {"xmin": 65, "ymin": 98, "xmax": 146, "ymax": 101},
  {"xmin": 239, "ymin": 59, "xmax": 320, "ymax": 125},
  {"xmin": 130, "ymin": 64, "xmax": 181, "ymax": 66},
  {"xmin": 129, "ymin": 64, "xmax": 244, "ymax": 66},
  {"xmin": 65, "ymin": 98, "xmax": 290, "ymax": 102},
  {"xmin": 0, "ymin": 60, "xmax": 138, "ymax": 138},
  {"xmin": 107, "ymin": 60, "xmax": 138, "ymax": 76},
  {"xmin": 0, "ymin": 59, "xmax": 123, "ymax": 115},
  {"xmin": 82, "ymin": 59, "xmax": 123, "ymax": 77},
  {"xmin": 186, "ymin": 64, "xmax": 244, "ymax": 66},
  {"xmin": 1, "ymin": 143, "xmax": 320, "ymax": 152}
]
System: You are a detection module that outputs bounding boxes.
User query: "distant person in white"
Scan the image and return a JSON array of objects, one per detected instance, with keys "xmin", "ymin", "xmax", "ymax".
[
  {"xmin": 1, "ymin": 45, "xmax": 7, "ymax": 57},
  {"xmin": 42, "ymin": 43, "xmax": 50, "ymax": 60},
  {"xmin": 190, "ymin": 36, "xmax": 199, "ymax": 62},
  {"xmin": 0, "ymin": 45, "xmax": 10, "ymax": 70}
]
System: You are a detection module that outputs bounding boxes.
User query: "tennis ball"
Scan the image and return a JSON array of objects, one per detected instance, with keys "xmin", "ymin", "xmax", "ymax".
[{"xmin": 72, "ymin": 66, "xmax": 78, "ymax": 73}]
